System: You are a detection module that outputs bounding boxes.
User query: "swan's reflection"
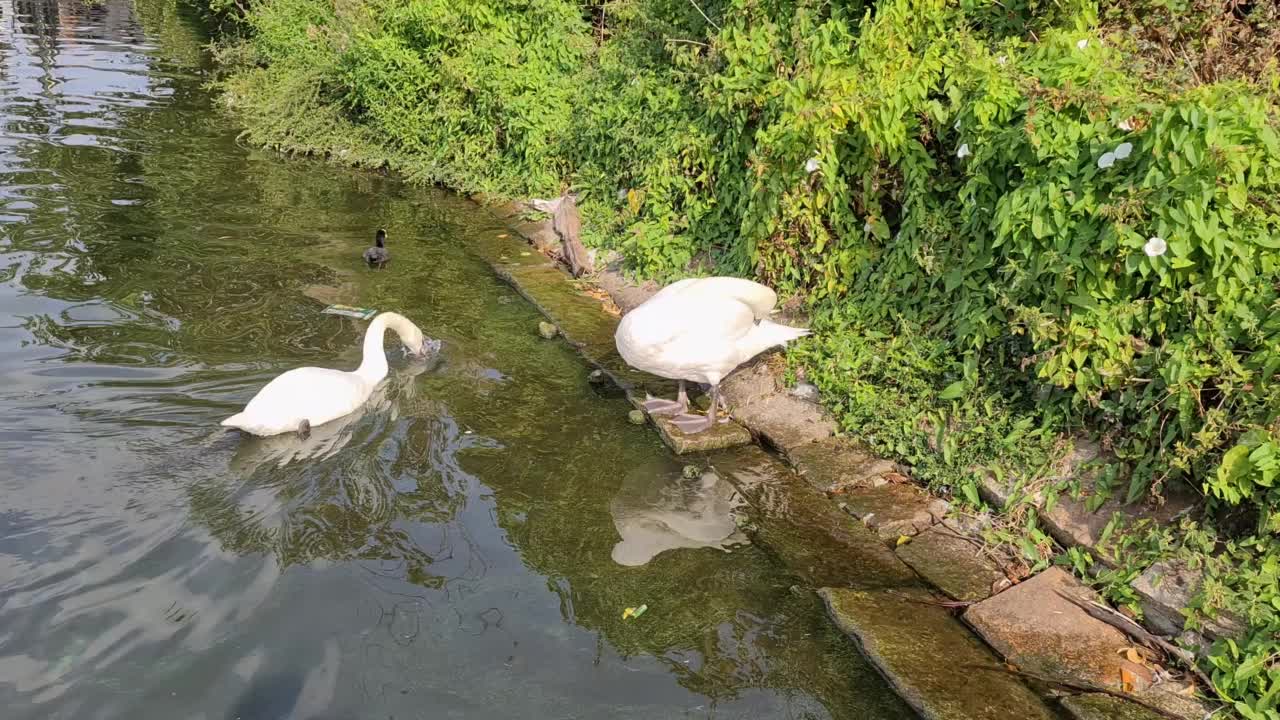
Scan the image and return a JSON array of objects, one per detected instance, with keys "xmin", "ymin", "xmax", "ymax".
[{"xmin": 610, "ymin": 463, "xmax": 749, "ymax": 566}]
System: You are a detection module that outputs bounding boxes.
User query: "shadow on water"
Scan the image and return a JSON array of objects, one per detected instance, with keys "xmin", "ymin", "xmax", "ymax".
[{"xmin": 0, "ymin": 0, "xmax": 915, "ymax": 718}]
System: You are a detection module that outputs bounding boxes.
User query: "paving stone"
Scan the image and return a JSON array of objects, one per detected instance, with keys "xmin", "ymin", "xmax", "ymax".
[
  {"xmin": 964, "ymin": 568, "xmax": 1144, "ymax": 690},
  {"xmin": 1059, "ymin": 693, "xmax": 1165, "ymax": 720},
  {"xmin": 896, "ymin": 523, "xmax": 1007, "ymax": 602},
  {"xmin": 1133, "ymin": 560, "xmax": 1245, "ymax": 639},
  {"xmin": 839, "ymin": 484, "xmax": 947, "ymax": 540},
  {"xmin": 820, "ymin": 586, "xmax": 1057, "ymax": 720},
  {"xmin": 720, "ymin": 358, "xmax": 835, "ymax": 451},
  {"xmin": 976, "ymin": 438, "xmax": 1197, "ymax": 562},
  {"xmin": 786, "ymin": 438, "xmax": 900, "ymax": 493}
]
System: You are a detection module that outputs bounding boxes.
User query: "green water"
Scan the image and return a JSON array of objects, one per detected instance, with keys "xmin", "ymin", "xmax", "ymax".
[{"xmin": 0, "ymin": 1, "xmax": 914, "ymax": 718}]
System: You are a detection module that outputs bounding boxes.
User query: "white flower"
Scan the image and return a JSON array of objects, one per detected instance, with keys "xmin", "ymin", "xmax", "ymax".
[
  {"xmin": 1117, "ymin": 118, "xmax": 1133, "ymax": 132},
  {"xmin": 1143, "ymin": 236, "xmax": 1167, "ymax": 257},
  {"xmin": 864, "ymin": 220, "xmax": 873, "ymax": 233},
  {"xmin": 954, "ymin": 119, "xmax": 962, "ymax": 131},
  {"xmin": 805, "ymin": 156, "xmax": 820, "ymax": 174},
  {"xmin": 1097, "ymin": 152, "xmax": 1116, "ymax": 169},
  {"xmin": 1076, "ymin": 38, "xmax": 1089, "ymax": 50},
  {"xmin": 1114, "ymin": 142, "xmax": 1133, "ymax": 160},
  {"xmin": 997, "ymin": 55, "xmax": 1008, "ymax": 65},
  {"xmin": 957, "ymin": 143, "xmax": 971, "ymax": 159}
]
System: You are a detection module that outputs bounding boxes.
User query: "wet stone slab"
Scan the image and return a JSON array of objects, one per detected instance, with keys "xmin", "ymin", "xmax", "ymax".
[
  {"xmin": 896, "ymin": 523, "xmax": 1006, "ymax": 603},
  {"xmin": 1059, "ymin": 693, "xmax": 1166, "ymax": 720},
  {"xmin": 838, "ymin": 484, "xmax": 948, "ymax": 541},
  {"xmin": 720, "ymin": 358, "xmax": 834, "ymax": 451},
  {"xmin": 786, "ymin": 437, "xmax": 899, "ymax": 493},
  {"xmin": 820, "ymin": 587, "xmax": 1057, "ymax": 720},
  {"xmin": 711, "ymin": 446, "xmax": 920, "ymax": 590},
  {"xmin": 640, "ymin": 404, "xmax": 753, "ymax": 454}
]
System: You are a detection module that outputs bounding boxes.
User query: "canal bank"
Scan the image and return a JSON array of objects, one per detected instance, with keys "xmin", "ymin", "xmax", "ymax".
[{"xmin": 477, "ymin": 198, "xmax": 1216, "ymax": 720}]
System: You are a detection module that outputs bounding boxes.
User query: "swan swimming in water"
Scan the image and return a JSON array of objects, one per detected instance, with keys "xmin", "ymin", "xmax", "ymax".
[
  {"xmin": 221, "ymin": 312, "xmax": 438, "ymax": 437},
  {"xmin": 615, "ymin": 277, "xmax": 809, "ymax": 434}
]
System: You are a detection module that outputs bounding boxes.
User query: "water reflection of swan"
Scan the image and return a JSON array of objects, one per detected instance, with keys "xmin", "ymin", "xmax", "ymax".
[{"xmin": 610, "ymin": 464, "xmax": 749, "ymax": 567}]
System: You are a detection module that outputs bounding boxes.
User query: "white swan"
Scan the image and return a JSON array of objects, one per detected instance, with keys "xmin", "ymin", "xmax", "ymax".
[
  {"xmin": 221, "ymin": 312, "xmax": 436, "ymax": 437},
  {"xmin": 614, "ymin": 277, "xmax": 809, "ymax": 433}
]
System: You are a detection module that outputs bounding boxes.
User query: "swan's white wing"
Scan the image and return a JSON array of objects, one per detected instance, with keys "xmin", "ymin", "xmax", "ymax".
[
  {"xmin": 626, "ymin": 298, "xmax": 756, "ymax": 383},
  {"xmin": 679, "ymin": 278, "xmax": 777, "ymax": 319},
  {"xmin": 224, "ymin": 367, "xmax": 371, "ymax": 436}
]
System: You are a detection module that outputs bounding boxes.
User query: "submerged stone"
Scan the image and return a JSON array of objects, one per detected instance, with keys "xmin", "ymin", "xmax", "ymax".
[
  {"xmin": 819, "ymin": 586, "xmax": 1057, "ymax": 720},
  {"xmin": 647, "ymin": 412, "xmax": 753, "ymax": 454},
  {"xmin": 1060, "ymin": 693, "xmax": 1165, "ymax": 720},
  {"xmin": 838, "ymin": 484, "xmax": 947, "ymax": 540},
  {"xmin": 537, "ymin": 321, "xmax": 559, "ymax": 339},
  {"xmin": 787, "ymin": 438, "xmax": 898, "ymax": 493},
  {"xmin": 711, "ymin": 446, "xmax": 919, "ymax": 590},
  {"xmin": 896, "ymin": 523, "xmax": 1006, "ymax": 602},
  {"xmin": 627, "ymin": 409, "xmax": 646, "ymax": 425}
]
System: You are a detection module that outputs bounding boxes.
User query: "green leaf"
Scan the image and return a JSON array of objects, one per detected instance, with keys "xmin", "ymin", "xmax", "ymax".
[
  {"xmin": 938, "ymin": 381, "xmax": 967, "ymax": 401},
  {"xmin": 1228, "ymin": 184, "xmax": 1248, "ymax": 210}
]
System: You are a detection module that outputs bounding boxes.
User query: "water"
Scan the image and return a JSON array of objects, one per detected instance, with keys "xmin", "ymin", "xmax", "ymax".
[{"xmin": 0, "ymin": 1, "xmax": 914, "ymax": 718}]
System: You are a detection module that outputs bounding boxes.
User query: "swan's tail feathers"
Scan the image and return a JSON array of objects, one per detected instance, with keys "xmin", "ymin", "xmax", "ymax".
[
  {"xmin": 756, "ymin": 320, "xmax": 811, "ymax": 347},
  {"xmin": 221, "ymin": 413, "xmax": 248, "ymax": 429}
]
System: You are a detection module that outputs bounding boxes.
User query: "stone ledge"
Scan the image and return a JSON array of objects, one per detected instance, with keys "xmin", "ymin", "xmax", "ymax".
[
  {"xmin": 786, "ymin": 437, "xmax": 899, "ymax": 493},
  {"xmin": 720, "ymin": 358, "xmax": 835, "ymax": 451},
  {"xmin": 838, "ymin": 484, "xmax": 948, "ymax": 541},
  {"xmin": 896, "ymin": 523, "xmax": 1007, "ymax": 603},
  {"xmin": 977, "ymin": 439, "xmax": 1197, "ymax": 561},
  {"xmin": 712, "ymin": 446, "xmax": 920, "ymax": 590},
  {"xmin": 1059, "ymin": 693, "xmax": 1166, "ymax": 720},
  {"xmin": 964, "ymin": 567, "xmax": 1209, "ymax": 720},
  {"xmin": 820, "ymin": 587, "xmax": 1057, "ymax": 720},
  {"xmin": 1133, "ymin": 560, "xmax": 1245, "ymax": 640}
]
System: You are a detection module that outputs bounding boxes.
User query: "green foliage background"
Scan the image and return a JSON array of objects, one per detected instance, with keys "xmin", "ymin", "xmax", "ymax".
[{"xmin": 203, "ymin": 0, "xmax": 1280, "ymax": 713}]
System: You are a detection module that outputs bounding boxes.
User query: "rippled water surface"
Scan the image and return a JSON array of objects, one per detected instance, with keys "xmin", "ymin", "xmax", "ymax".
[{"xmin": 0, "ymin": 2, "xmax": 914, "ymax": 718}]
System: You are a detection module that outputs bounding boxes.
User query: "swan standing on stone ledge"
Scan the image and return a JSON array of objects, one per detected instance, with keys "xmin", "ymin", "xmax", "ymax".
[
  {"xmin": 615, "ymin": 277, "xmax": 809, "ymax": 434},
  {"xmin": 221, "ymin": 312, "xmax": 438, "ymax": 437}
]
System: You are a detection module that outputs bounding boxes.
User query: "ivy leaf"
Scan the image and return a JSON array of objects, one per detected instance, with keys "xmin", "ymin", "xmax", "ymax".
[
  {"xmin": 938, "ymin": 381, "xmax": 967, "ymax": 401},
  {"xmin": 1227, "ymin": 184, "xmax": 1248, "ymax": 210}
]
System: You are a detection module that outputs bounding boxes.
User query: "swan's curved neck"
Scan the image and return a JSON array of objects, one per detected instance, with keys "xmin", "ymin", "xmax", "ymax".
[{"xmin": 355, "ymin": 312, "xmax": 418, "ymax": 384}]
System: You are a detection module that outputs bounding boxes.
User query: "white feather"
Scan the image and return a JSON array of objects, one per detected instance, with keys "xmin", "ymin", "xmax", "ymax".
[
  {"xmin": 615, "ymin": 277, "xmax": 809, "ymax": 386},
  {"xmin": 221, "ymin": 312, "xmax": 427, "ymax": 437}
]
